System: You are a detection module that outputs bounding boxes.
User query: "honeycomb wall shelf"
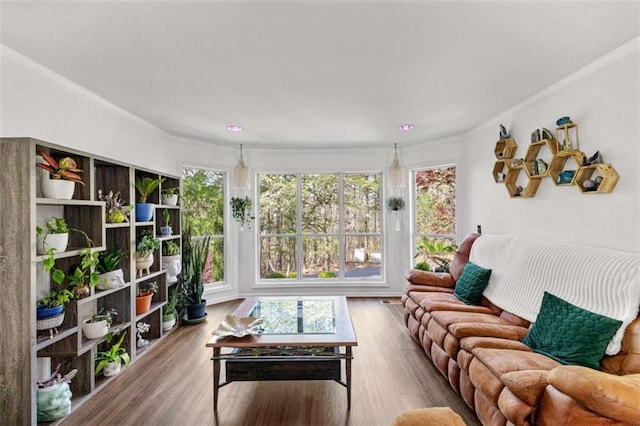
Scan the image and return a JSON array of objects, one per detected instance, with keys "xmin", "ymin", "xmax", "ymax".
[{"xmin": 492, "ymin": 122, "xmax": 619, "ymax": 197}]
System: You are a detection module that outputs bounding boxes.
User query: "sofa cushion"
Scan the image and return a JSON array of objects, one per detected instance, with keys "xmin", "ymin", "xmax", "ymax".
[
  {"xmin": 521, "ymin": 292, "xmax": 623, "ymax": 369},
  {"xmin": 500, "ymin": 369, "xmax": 549, "ymax": 406},
  {"xmin": 418, "ymin": 292, "xmax": 496, "ymax": 314},
  {"xmin": 453, "ymin": 262, "xmax": 492, "ymax": 305}
]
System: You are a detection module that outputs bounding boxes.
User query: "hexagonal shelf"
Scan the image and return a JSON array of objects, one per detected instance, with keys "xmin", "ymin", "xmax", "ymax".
[
  {"xmin": 492, "ymin": 159, "xmax": 513, "ymax": 183},
  {"xmin": 548, "ymin": 150, "xmax": 584, "ymax": 186},
  {"xmin": 494, "ymin": 138, "xmax": 517, "ymax": 160},
  {"xmin": 575, "ymin": 163, "xmax": 619, "ymax": 194},
  {"xmin": 504, "ymin": 166, "xmax": 540, "ymax": 198},
  {"xmin": 524, "ymin": 139, "xmax": 559, "ymax": 178}
]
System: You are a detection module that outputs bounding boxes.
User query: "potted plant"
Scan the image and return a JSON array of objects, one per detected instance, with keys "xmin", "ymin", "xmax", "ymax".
[
  {"xmin": 36, "ymin": 217, "xmax": 69, "ymax": 256},
  {"xmin": 162, "ymin": 287, "xmax": 180, "ymax": 331},
  {"xmin": 136, "ymin": 231, "xmax": 160, "ymax": 277},
  {"xmin": 97, "ymin": 189, "xmax": 133, "ymax": 223},
  {"xmin": 96, "ymin": 248, "xmax": 127, "ymax": 290},
  {"xmin": 230, "ymin": 196, "xmax": 255, "ymax": 230},
  {"xmin": 67, "ymin": 246, "xmax": 101, "ymax": 299},
  {"xmin": 134, "ymin": 176, "xmax": 165, "ymax": 222},
  {"xmin": 162, "ymin": 239, "xmax": 181, "ymax": 284},
  {"xmin": 386, "ymin": 196, "xmax": 405, "ymax": 211},
  {"xmin": 136, "ymin": 281, "xmax": 158, "ymax": 314},
  {"xmin": 160, "ymin": 208, "xmax": 172, "ymax": 236},
  {"xmin": 36, "ymin": 363, "xmax": 77, "ymax": 422},
  {"xmin": 82, "ymin": 308, "xmax": 117, "ymax": 340},
  {"xmin": 36, "ymin": 288, "xmax": 74, "ymax": 319},
  {"xmin": 181, "ymin": 225, "xmax": 211, "ymax": 321},
  {"xmin": 160, "ymin": 187, "xmax": 179, "ymax": 206},
  {"xmin": 94, "ymin": 331, "xmax": 130, "ymax": 377},
  {"xmin": 414, "ymin": 238, "xmax": 459, "ymax": 273},
  {"xmin": 36, "ymin": 152, "xmax": 84, "ymax": 199}
]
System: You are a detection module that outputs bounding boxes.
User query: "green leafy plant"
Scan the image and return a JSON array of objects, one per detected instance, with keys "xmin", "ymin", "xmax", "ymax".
[
  {"xmin": 94, "ymin": 332, "xmax": 131, "ymax": 376},
  {"xmin": 98, "ymin": 190, "xmax": 133, "ymax": 223},
  {"xmin": 136, "ymin": 231, "xmax": 160, "ymax": 257},
  {"xmin": 414, "ymin": 262, "xmax": 431, "ymax": 272},
  {"xmin": 36, "ymin": 152, "xmax": 84, "ymax": 185},
  {"xmin": 162, "ymin": 240, "xmax": 180, "ymax": 256},
  {"xmin": 163, "ymin": 287, "xmax": 180, "ymax": 317},
  {"xmin": 386, "ymin": 196, "xmax": 405, "ymax": 211},
  {"xmin": 36, "ymin": 288, "xmax": 74, "ymax": 309},
  {"xmin": 97, "ymin": 249, "xmax": 126, "ymax": 274},
  {"xmin": 181, "ymin": 225, "xmax": 211, "ymax": 305},
  {"xmin": 36, "ymin": 217, "xmax": 70, "ymax": 284},
  {"xmin": 161, "ymin": 187, "xmax": 178, "ymax": 196},
  {"xmin": 137, "ymin": 281, "xmax": 158, "ymax": 297},
  {"xmin": 67, "ymin": 247, "xmax": 101, "ymax": 289},
  {"xmin": 318, "ymin": 271, "xmax": 336, "ymax": 278},
  {"xmin": 37, "ymin": 217, "xmax": 69, "ymax": 235},
  {"xmin": 230, "ymin": 196, "xmax": 255, "ymax": 228},
  {"xmin": 135, "ymin": 176, "xmax": 165, "ymax": 203},
  {"xmin": 264, "ymin": 271, "xmax": 286, "ymax": 279},
  {"xmin": 87, "ymin": 308, "xmax": 118, "ymax": 326},
  {"xmin": 163, "ymin": 208, "xmax": 170, "ymax": 227},
  {"xmin": 413, "ymin": 238, "xmax": 459, "ymax": 272}
]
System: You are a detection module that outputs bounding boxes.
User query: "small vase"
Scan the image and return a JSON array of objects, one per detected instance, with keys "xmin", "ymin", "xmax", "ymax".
[
  {"xmin": 106, "ymin": 211, "xmax": 126, "ymax": 223},
  {"xmin": 160, "ymin": 225, "xmax": 172, "ymax": 236},
  {"xmin": 162, "ymin": 313, "xmax": 177, "ymax": 331},
  {"xmin": 82, "ymin": 319, "xmax": 109, "ymax": 339},
  {"xmin": 135, "ymin": 203, "xmax": 154, "ymax": 222},
  {"xmin": 72, "ymin": 285, "xmax": 90, "ymax": 299},
  {"xmin": 135, "ymin": 253, "xmax": 154, "ymax": 277},
  {"xmin": 41, "ymin": 177, "xmax": 75, "ymax": 200},
  {"xmin": 103, "ymin": 361, "xmax": 121, "ymax": 377},
  {"xmin": 162, "ymin": 254, "xmax": 181, "ymax": 284},
  {"xmin": 37, "ymin": 382, "xmax": 72, "ymax": 422},
  {"xmin": 136, "ymin": 293, "xmax": 153, "ymax": 314},
  {"xmin": 37, "ymin": 232, "xmax": 69, "ymax": 255},
  {"xmin": 97, "ymin": 269, "xmax": 125, "ymax": 290},
  {"xmin": 161, "ymin": 194, "xmax": 178, "ymax": 206}
]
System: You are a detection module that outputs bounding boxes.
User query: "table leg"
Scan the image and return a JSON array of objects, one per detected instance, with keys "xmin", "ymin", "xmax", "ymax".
[
  {"xmin": 213, "ymin": 347, "xmax": 221, "ymax": 411},
  {"xmin": 346, "ymin": 346, "xmax": 352, "ymax": 410}
]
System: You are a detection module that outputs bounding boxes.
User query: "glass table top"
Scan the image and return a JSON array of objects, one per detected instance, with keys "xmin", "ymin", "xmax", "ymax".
[{"xmin": 250, "ymin": 299, "xmax": 336, "ymax": 334}]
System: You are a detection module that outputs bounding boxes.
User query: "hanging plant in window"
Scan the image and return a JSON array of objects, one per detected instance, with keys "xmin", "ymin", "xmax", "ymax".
[
  {"xmin": 386, "ymin": 196, "xmax": 405, "ymax": 231},
  {"xmin": 230, "ymin": 196, "xmax": 255, "ymax": 230},
  {"xmin": 386, "ymin": 196, "xmax": 405, "ymax": 211}
]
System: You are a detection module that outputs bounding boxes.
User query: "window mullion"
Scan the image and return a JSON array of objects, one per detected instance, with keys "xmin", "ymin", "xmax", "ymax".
[{"xmin": 296, "ymin": 173, "xmax": 303, "ymax": 280}]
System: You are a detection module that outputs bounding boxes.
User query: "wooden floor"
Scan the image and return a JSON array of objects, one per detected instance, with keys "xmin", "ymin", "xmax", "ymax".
[{"xmin": 62, "ymin": 298, "xmax": 480, "ymax": 426}]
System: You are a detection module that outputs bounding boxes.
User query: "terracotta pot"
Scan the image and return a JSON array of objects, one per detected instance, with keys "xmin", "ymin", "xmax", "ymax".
[{"xmin": 136, "ymin": 293, "xmax": 153, "ymax": 314}]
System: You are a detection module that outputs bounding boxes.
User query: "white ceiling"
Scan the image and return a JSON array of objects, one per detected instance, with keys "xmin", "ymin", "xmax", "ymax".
[{"xmin": 1, "ymin": 1, "xmax": 638, "ymax": 149}]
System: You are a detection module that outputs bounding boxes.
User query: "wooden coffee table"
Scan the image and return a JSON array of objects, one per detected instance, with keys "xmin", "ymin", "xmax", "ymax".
[{"xmin": 206, "ymin": 296, "xmax": 357, "ymax": 411}]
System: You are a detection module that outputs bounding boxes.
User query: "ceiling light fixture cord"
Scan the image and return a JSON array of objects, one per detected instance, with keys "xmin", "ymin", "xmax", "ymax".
[{"xmin": 388, "ymin": 142, "xmax": 405, "ymax": 190}]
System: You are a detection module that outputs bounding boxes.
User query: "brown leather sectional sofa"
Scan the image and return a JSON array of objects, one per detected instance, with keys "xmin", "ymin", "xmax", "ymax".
[{"xmin": 402, "ymin": 233, "xmax": 640, "ymax": 425}]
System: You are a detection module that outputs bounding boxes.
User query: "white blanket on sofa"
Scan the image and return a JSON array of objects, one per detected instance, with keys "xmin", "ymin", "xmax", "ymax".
[{"xmin": 469, "ymin": 235, "xmax": 640, "ymax": 355}]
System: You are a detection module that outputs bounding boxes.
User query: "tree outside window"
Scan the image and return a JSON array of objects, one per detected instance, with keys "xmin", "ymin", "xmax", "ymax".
[
  {"xmin": 181, "ymin": 167, "xmax": 225, "ymax": 283},
  {"xmin": 413, "ymin": 165, "xmax": 456, "ymax": 271},
  {"xmin": 259, "ymin": 173, "xmax": 382, "ymax": 280}
]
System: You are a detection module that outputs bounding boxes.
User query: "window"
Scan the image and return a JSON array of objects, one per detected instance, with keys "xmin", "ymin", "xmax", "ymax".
[
  {"xmin": 413, "ymin": 165, "xmax": 456, "ymax": 271},
  {"xmin": 259, "ymin": 173, "xmax": 382, "ymax": 280},
  {"xmin": 181, "ymin": 167, "xmax": 225, "ymax": 283}
]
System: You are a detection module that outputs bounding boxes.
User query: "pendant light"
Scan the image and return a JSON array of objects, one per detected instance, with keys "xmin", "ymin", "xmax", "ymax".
[
  {"xmin": 388, "ymin": 143, "xmax": 405, "ymax": 188},
  {"xmin": 233, "ymin": 144, "xmax": 250, "ymax": 192}
]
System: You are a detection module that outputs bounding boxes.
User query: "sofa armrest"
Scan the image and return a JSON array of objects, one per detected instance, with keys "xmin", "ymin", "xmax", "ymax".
[
  {"xmin": 500, "ymin": 370, "xmax": 549, "ymax": 406},
  {"xmin": 405, "ymin": 269, "xmax": 455, "ymax": 289},
  {"xmin": 547, "ymin": 366, "xmax": 640, "ymax": 424}
]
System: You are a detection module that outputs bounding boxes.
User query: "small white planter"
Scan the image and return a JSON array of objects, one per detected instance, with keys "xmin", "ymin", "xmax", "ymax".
[
  {"xmin": 37, "ymin": 232, "xmax": 69, "ymax": 255},
  {"xmin": 161, "ymin": 194, "xmax": 178, "ymax": 206},
  {"xmin": 41, "ymin": 176, "xmax": 75, "ymax": 200},
  {"xmin": 162, "ymin": 254, "xmax": 181, "ymax": 284},
  {"xmin": 82, "ymin": 319, "xmax": 109, "ymax": 340},
  {"xmin": 135, "ymin": 252, "xmax": 154, "ymax": 277},
  {"xmin": 103, "ymin": 361, "xmax": 121, "ymax": 377},
  {"xmin": 162, "ymin": 314, "xmax": 177, "ymax": 331},
  {"xmin": 97, "ymin": 269, "xmax": 126, "ymax": 290}
]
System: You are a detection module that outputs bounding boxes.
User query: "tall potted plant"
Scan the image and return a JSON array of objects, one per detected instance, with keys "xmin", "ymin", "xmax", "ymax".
[
  {"xmin": 36, "ymin": 152, "xmax": 84, "ymax": 200},
  {"xmin": 134, "ymin": 176, "xmax": 164, "ymax": 222},
  {"xmin": 180, "ymin": 225, "xmax": 210, "ymax": 321},
  {"xmin": 162, "ymin": 287, "xmax": 179, "ymax": 331}
]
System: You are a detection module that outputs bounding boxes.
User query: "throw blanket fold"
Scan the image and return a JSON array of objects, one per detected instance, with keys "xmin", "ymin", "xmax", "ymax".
[{"xmin": 469, "ymin": 235, "xmax": 640, "ymax": 355}]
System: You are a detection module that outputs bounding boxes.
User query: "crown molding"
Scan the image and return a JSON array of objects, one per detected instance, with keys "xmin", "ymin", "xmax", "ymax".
[{"xmin": 1, "ymin": 44, "xmax": 169, "ymax": 137}]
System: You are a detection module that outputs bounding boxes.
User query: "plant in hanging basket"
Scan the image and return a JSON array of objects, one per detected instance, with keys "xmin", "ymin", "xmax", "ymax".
[
  {"xmin": 386, "ymin": 196, "xmax": 405, "ymax": 211},
  {"xmin": 98, "ymin": 190, "xmax": 133, "ymax": 223},
  {"xmin": 36, "ymin": 152, "xmax": 85, "ymax": 185},
  {"xmin": 230, "ymin": 196, "xmax": 255, "ymax": 228}
]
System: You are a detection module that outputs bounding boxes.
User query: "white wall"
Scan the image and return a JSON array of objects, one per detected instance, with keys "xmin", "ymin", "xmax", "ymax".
[{"xmin": 459, "ymin": 39, "xmax": 639, "ymax": 252}]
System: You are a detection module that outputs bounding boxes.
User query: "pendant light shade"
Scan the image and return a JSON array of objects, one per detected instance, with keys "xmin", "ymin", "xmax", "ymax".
[
  {"xmin": 388, "ymin": 143, "xmax": 405, "ymax": 188},
  {"xmin": 233, "ymin": 144, "xmax": 250, "ymax": 191}
]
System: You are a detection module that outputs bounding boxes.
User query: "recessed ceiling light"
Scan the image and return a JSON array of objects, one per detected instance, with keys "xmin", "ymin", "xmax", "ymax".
[
  {"xmin": 226, "ymin": 125, "xmax": 243, "ymax": 132},
  {"xmin": 399, "ymin": 124, "xmax": 414, "ymax": 131}
]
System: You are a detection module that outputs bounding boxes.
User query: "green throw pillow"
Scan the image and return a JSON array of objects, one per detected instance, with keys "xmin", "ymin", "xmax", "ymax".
[
  {"xmin": 453, "ymin": 262, "xmax": 492, "ymax": 305},
  {"xmin": 521, "ymin": 292, "xmax": 622, "ymax": 370}
]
